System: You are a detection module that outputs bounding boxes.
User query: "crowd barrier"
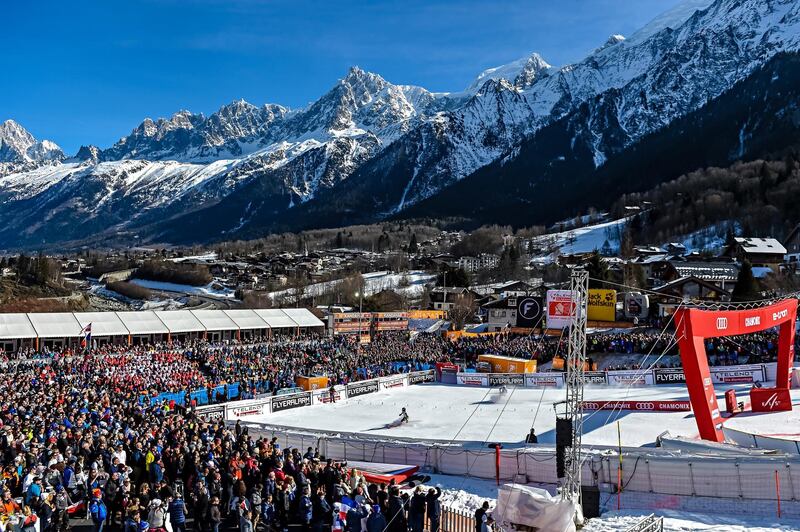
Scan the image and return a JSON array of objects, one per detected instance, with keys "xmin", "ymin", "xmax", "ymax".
[
  {"xmin": 209, "ymin": 370, "xmax": 436, "ymax": 421},
  {"xmin": 452, "ymin": 363, "xmax": 771, "ymax": 389},
  {"xmin": 242, "ymin": 423, "xmax": 800, "ymax": 515}
]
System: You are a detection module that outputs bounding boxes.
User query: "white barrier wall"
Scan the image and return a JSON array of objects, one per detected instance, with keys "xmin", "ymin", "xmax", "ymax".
[{"xmin": 244, "ymin": 424, "xmax": 800, "ymax": 509}]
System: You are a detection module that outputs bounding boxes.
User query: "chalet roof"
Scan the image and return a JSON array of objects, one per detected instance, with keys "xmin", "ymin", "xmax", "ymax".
[
  {"xmin": 670, "ymin": 262, "xmax": 739, "ymax": 282},
  {"xmin": 734, "ymin": 237, "xmax": 787, "ymax": 255}
]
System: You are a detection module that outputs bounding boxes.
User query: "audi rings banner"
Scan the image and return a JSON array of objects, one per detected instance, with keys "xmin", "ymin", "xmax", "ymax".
[{"xmin": 582, "ymin": 400, "xmax": 691, "ymax": 412}]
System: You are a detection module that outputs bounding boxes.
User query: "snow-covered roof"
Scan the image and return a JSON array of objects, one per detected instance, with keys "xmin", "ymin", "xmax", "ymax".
[
  {"xmin": 27, "ymin": 312, "xmax": 82, "ymax": 339},
  {"xmin": 734, "ymin": 237, "xmax": 787, "ymax": 255},
  {"xmin": 222, "ymin": 309, "xmax": 270, "ymax": 330},
  {"xmin": 117, "ymin": 311, "xmax": 169, "ymax": 335},
  {"xmin": 190, "ymin": 310, "xmax": 238, "ymax": 332},
  {"xmin": 281, "ymin": 308, "xmax": 324, "ymax": 328},
  {"xmin": 0, "ymin": 314, "xmax": 37, "ymax": 339},
  {"xmin": 672, "ymin": 262, "xmax": 739, "ymax": 282},
  {"xmin": 153, "ymin": 310, "xmax": 205, "ymax": 333},
  {"xmin": 74, "ymin": 312, "xmax": 130, "ymax": 337}
]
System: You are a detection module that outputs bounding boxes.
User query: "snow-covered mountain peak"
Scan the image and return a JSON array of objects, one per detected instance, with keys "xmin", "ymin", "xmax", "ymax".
[
  {"xmin": 466, "ymin": 52, "xmax": 552, "ymax": 93},
  {"xmin": 628, "ymin": 0, "xmax": 714, "ymax": 43},
  {"xmin": 594, "ymin": 34, "xmax": 626, "ymax": 54},
  {"xmin": 0, "ymin": 119, "xmax": 64, "ymax": 164}
]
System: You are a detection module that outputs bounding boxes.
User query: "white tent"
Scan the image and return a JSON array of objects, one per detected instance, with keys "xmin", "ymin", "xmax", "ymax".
[
  {"xmin": 282, "ymin": 308, "xmax": 324, "ymax": 328},
  {"xmin": 254, "ymin": 309, "xmax": 298, "ymax": 329},
  {"xmin": 223, "ymin": 309, "xmax": 270, "ymax": 331},
  {"xmin": 74, "ymin": 312, "xmax": 130, "ymax": 337},
  {"xmin": 190, "ymin": 310, "xmax": 238, "ymax": 332},
  {"xmin": 0, "ymin": 314, "xmax": 37, "ymax": 339},
  {"xmin": 117, "ymin": 311, "xmax": 169, "ymax": 335},
  {"xmin": 28, "ymin": 313, "xmax": 83, "ymax": 339},
  {"xmin": 154, "ymin": 310, "xmax": 205, "ymax": 333}
]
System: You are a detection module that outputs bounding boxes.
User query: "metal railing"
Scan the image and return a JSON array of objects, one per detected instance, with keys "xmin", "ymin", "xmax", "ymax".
[
  {"xmin": 625, "ymin": 514, "xmax": 664, "ymax": 532},
  {"xmin": 428, "ymin": 506, "xmax": 475, "ymax": 532}
]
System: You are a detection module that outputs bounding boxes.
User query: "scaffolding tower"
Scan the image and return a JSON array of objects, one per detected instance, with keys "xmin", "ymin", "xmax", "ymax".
[{"xmin": 561, "ymin": 268, "xmax": 589, "ymax": 513}]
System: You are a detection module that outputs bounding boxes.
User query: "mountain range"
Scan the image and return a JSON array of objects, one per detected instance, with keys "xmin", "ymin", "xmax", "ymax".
[{"xmin": 1, "ymin": 0, "xmax": 799, "ymax": 249}]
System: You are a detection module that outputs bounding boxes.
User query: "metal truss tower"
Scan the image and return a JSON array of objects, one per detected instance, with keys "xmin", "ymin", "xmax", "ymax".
[{"xmin": 562, "ymin": 268, "xmax": 589, "ymax": 510}]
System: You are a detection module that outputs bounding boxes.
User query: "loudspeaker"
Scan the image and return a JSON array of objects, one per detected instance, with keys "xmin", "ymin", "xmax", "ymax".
[
  {"xmin": 556, "ymin": 418, "xmax": 573, "ymax": 446},
  {"xmin": 581, "ymin": 486, "xmax": 600, "ymax": 518},
  {"xmin": 556, "ymin": 444, "xmax": 566, "ymax": 478}
]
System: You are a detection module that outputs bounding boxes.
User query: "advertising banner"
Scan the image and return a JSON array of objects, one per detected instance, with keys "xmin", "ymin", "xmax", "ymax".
[
  {"xmin": 227, "ymin": 400, "xmax": 270, "ymax": 418},
  {"xmin": 587, "ymin": 289, "xmax": 616, "ymax": 322},
  {"xmin": 380, "ymin": 375, "xmax": 407, "ymax": 390},
  {"xmin": 624, "ymin": 292, "xmax": 650, "ymax": 319},
  {"xmin": 710, "ymin": 364, "xmax": 766, "ymax": 384},
  {"xmin": 581, "ymin": 371, "xmax": 607, "ymax": 385},
  {"xmin": 271, "ymin": 392, "xmax": 312, "ymax": 412},
  {"xmin": 606, "ymin": 370, "xmax": 654, "ymax": 386},
  {"xmin": 582, "ymin": 400, "xmax": 691, "ymax": 412},
  {"xmin": 195, "ymin": 405, "xmax": 225, "ymax": 422},
  {"xmin": 457, "ymin": 373, "xmax": 489, "ymax": 387},
  {"xmin": 408, "ymin": 370, "xmax": 435, "ymax": 385},
  {"xmin": 654, "ymin": 368, "xmax": 686, "ymax": 385},
  {"xmin": 516, "ymin": 296, "xmax": 544, "ymax": 328},
  {"xmin": 488, "ymin": 374, "xmax": 524, "ymax": 386},
  {"xmin": 346, "ymin": 379, "xmax": 380, "ymax": 398},
  {"xmin": 312, "ymin": 387, "xmax": 343, "ymax": 405},
  {"xmin": 524, "ymin": 373, "xmax": 565, "ymax": 388},
  {"xmin": 546, "ymin": 290, "xmax": 577, "ymax": 329}
]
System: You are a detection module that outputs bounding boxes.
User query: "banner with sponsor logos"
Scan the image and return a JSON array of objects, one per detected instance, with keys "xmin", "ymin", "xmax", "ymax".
[
  {"xmin": 488, "ymin": 374, "xmax": 524, "ymax": 386},
  {"xmin": 582, "ymin": 400, "xmax": 691, "ymax": 412},
  {"xmin": 380, "ymin": 375, "xmax": 408, "ymax": 390},
  {"xmin": 711, "ymin": 364, "xmax": 766, "ymax": 384},
  {"xmin": 346, "ymin": 379, "xmax": 380, "ymax": 398},
  {"xmin": 606, "ymin": 370, "xmax": 654, "ymax": 386},
  {"xmin": 312, "ymin": 386, "xmax": 344, "ymax": 405},
  {"xmin": 195, "ymin": 405, "xmax": 225, "ymax": 422},
  {"xmin": 581, "ymin": 371, "xmax": 607, "ymax": 385},
  {"xmin": 226, "ymin": 400, "xmax": 270, "ymax": 418},
  {"xmin": 587, "ymin": 289, "xmax": 616, "ymax": 322},
  {"xmin": 524, "ymin": 373, "xmax": 565, "ymax": 388},
  {"xmin": 653, "ymin": 368, "xmax": 686, "ymax": 385},
  {"xmin": 516, "ymin": 296, "xmax": 544, "ymax": 328},
  {"xmin": 408, "ymin": 370, "xmax": 435, "ymax": 385},
  {"xmin": 624, "ymin": 292, "xmax": 650, "ymax": 319},
  {"xmin": 546, "ymin": 290, "xmax": 577, "ymax": 329},
  {"xmin": 271, "ymin": 392, "xmax": 312, "ymax": 412},
  {"xmin": 457, "ymin": 373, "xmax": 489, "ymax": 387}
]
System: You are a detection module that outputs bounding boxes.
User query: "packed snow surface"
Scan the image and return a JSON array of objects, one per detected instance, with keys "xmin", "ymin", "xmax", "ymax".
[
  {"xmin": 583, "ymin": 509, "xmax": 800, "ymax": 531},
  {"xmin": 245, "ymin": 382, "xmax": 784, "ymax": 447}
]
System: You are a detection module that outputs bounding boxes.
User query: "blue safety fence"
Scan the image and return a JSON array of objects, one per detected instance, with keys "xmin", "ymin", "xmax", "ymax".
[{"xmin": 141, "ymin": 382, "xmax": 242, "ymax": 407}]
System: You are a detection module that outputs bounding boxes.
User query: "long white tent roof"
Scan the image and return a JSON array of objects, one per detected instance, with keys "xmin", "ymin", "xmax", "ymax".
[
  {"xmin": 282, "ymin": 308, "xmax": 325, "ymax": 328},
  {"xmin": 222, "ymin": 309, "xmax": 269, "ymax": 330},
  {"xmin": 74, "ymin": 312, "xmax": 130, "ymax": 337},
  {"xmin": 0, "ymin": 314, "xmax": 37, "ymax": 339},
  {"xmin": 253, "ymin": 309, "xmax": 298, "ymax": 328},
  {"xmin": 154, "ymin": 310, "xmax": 205, "ymax": 333},
  {"xmin": 117, "ymin": 311, "xmax": 169, "ymax": 335},
  {"xmin": 28, "ymin": 313, "xmax": 83, "ymax": 339},
  {"xmin": 0, "ymin": 308, "xmax": 324, "ymax": 339},
  {"xmin": 190, "ymin": 310, "xmax": 238, "ymax": 332}
]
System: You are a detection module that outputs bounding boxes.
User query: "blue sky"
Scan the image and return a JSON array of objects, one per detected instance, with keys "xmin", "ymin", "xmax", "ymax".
[{"xmin": 2, "ymin": 0, "xmax": 685, "ymax": 154}]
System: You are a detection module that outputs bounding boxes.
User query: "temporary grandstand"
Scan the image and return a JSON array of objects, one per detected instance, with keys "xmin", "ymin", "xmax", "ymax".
[{"xmin": 0, "ymin": 308, "xmax": 324, "ymax": 351}]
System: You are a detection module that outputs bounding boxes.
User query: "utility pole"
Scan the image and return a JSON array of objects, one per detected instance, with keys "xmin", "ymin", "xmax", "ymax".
[{"xmin": 562, "ymin": 268, "xmax": 589, "ymax": 521}]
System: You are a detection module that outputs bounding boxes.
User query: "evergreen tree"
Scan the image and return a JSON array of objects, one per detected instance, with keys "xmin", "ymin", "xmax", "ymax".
[
  {"xmin": 732, "ymin": 260, "xmax": 760, "ymax": 302},
  {"xmin": 408, "ymin": 233, "xmax": 419, "ymax": 254},
  {"xmin": 586, "ymin": 253, "xmax": 610, "ymax": 288}
]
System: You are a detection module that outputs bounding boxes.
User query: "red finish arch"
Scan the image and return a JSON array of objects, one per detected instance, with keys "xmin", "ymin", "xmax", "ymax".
[{"xmin": 674, "ymin": 299, "xmax": 797, "ymax": 442}]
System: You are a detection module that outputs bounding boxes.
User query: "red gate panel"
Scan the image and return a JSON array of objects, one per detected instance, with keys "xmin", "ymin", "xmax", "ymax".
[{"xmin": 674, "ymin": 299, "xmax": 797, "ymax": 442}]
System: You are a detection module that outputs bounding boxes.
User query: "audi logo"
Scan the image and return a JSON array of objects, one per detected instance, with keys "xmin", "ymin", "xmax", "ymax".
[
  {"xmin": 635, "ymin": 402, "xmax": 654, "ymax": 410},
  {"xmin": 716, "ymin": 317, "xmax": 728, "ymax": 330}
]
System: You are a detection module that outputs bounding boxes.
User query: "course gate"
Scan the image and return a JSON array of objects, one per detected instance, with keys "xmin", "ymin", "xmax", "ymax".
[{"xmin": 675, "ymin": 299, "xmax": 797, "ymax": 442}]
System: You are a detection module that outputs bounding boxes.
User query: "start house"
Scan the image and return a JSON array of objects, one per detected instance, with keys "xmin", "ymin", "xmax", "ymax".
[{"xmin": 0, "ymin": 308, "xmax": 324, "ymax": 352}]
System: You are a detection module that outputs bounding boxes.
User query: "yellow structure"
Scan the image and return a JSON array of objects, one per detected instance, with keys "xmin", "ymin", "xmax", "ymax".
[{"xmin": 478, "ymin": 354, "xmax": 537, "ymax": 373}]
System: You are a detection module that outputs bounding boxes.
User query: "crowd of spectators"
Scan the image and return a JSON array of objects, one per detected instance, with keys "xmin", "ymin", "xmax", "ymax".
[{"xmin": 0, "ymin": 324, "xmax": 792, "ymax": 530}]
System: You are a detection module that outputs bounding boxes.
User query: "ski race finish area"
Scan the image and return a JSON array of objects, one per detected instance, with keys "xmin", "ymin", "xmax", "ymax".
[{"xmin": 675, "ymin": 299, "xmax": 797, "ymax": 442}]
